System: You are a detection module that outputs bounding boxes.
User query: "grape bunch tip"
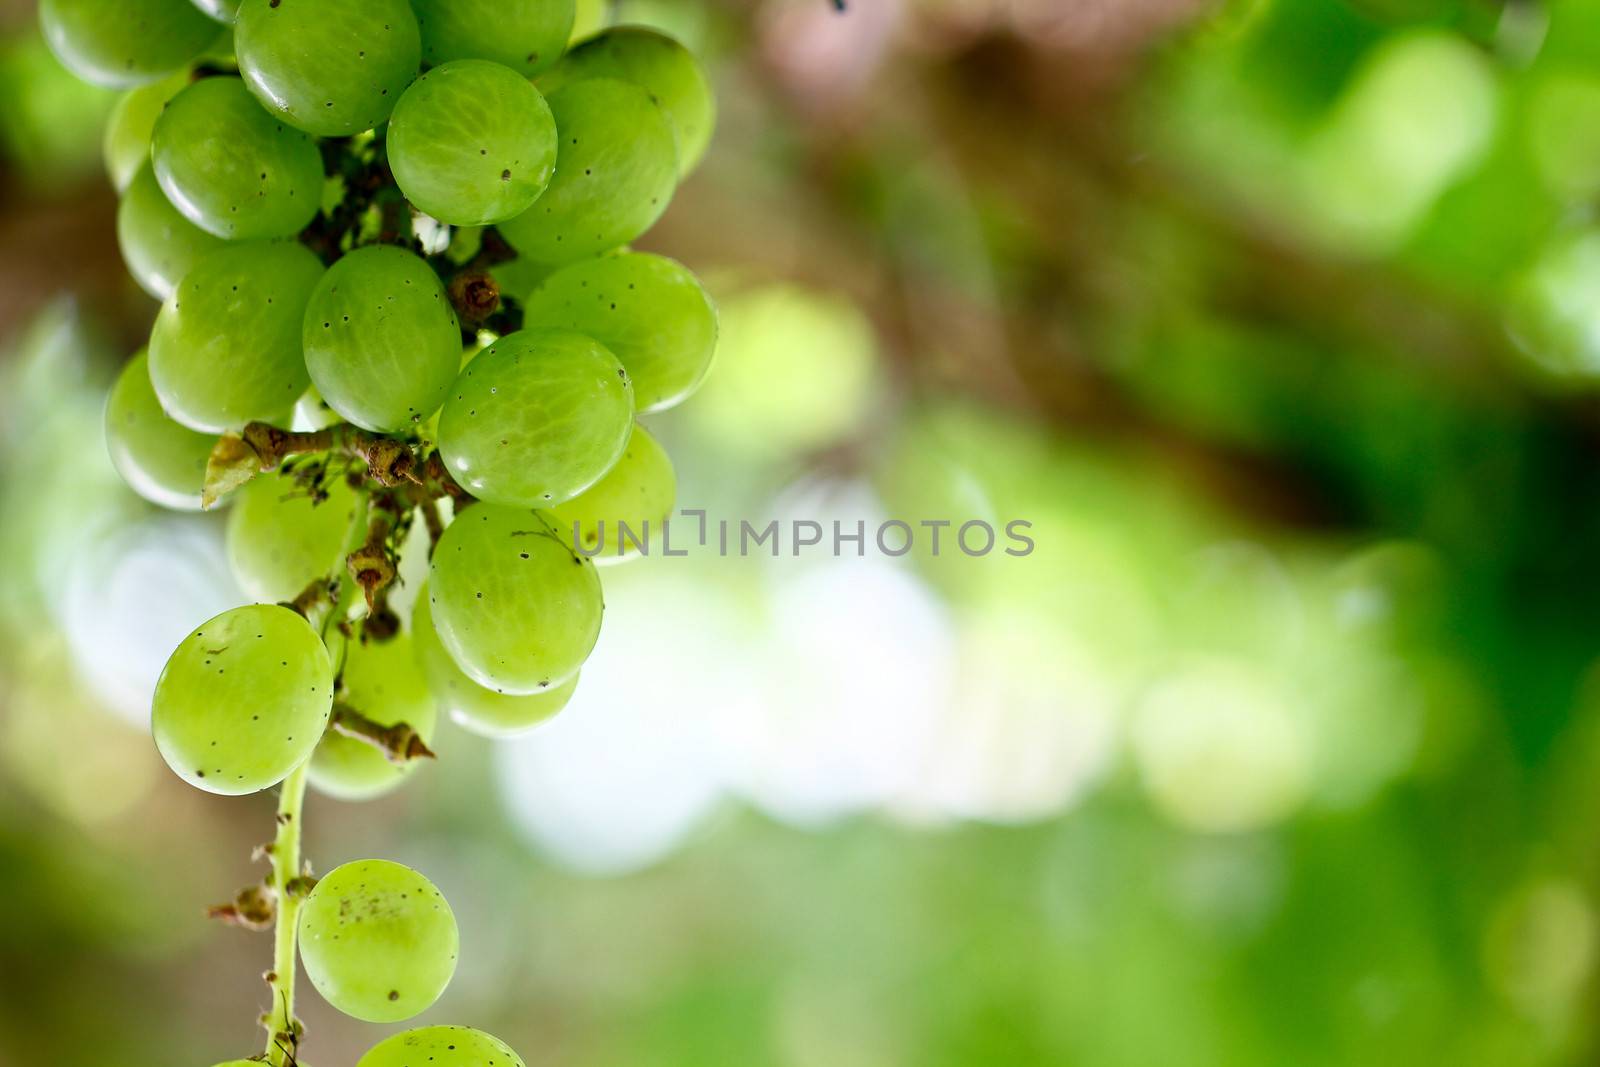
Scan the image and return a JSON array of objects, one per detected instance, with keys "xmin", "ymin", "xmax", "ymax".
[{"xmin": 44, "ymin": 0, "xmax": 717, "ymax": 1060}]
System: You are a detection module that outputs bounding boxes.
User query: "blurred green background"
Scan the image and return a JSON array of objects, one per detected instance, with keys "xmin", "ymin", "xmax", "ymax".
[{"xmin": 4, "ymin": 0, "xmax": 1600, "ymax": 1064}]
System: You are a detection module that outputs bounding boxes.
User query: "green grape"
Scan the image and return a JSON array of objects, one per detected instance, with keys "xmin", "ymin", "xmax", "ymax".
[
  {"xmin": 235, "ymin": 0, "xmax": 420, "ymax": 137},
  {"xmin": 40, "ymin": 0, "xmax": 219, "ymax": 89},
  {"xmin": 523, "ymin": 252, "xmax": 716, "ymax": 412},
  {"xmin": 411, "ymin": 0, "xmax": 573, "ymax": 77},
  {"xmin": 148, "ymin": 240, "xmax": 324, "ymax": 433},
  {"xmin": 293, "ymin": 383, "xmax": 343, "ymax": 432},
  {"xmin": 357, "ymin": 1026, "xmax": 525, "ymax": 1067},
  {"xmin": 152, "ymin": 603, "xmax": 334, "ymax": 795},
  {"xmin": 299, "ymin": 859, "xmax": 458, "ymax": 1023},
  {"xmin": 439, "ymin": 330, "xmax": 633, "ymax": 507},
  {"xmin": 414, "ymin": 591, "xmax": 577, "ymax": 737},
  {"xmin": 552, "ymin": 423, "xmax": 674, "ymax": 563},
  {"xmin": 211, "ymin": 1061, "xmax": 264, "ymax": 1066},
  {"xmin": 190, "ymin": 0, "xmax": 240, "ymax": 21},
  {"xmin": 104, "ymin": 350, "xmax": 218, "ymax": 511},
  {"xmin": 302, "ymin": 245, "xmax": 462, "ymax": 433},
  {"xmin": 570, "ymin": 0, "xmax": 608, "ymax": 43},
  {"xmin": 495, "ymin": 78, "xmax": 677, "ymax": 266},
  {"xmin": 387, "ymin": 60, "xmax": 558, "ymax": 227},
  {"xmin": 429, "ymin": 505, "xmax": 603, "ymax": 693},
  {"xmin": 309, "ymin": 633, "xmax": 437, "ymax": 800},
  {"xmin": 117, "ymin": 163, "xmax": 228, "ymax": 301},
  {"xmin": 151, "ymin": 76, "xmax": 323, "ymax": 240},
  {"xmin": 103, "ymin": 71, "xmax": 188, "ymax": 192},
  {"xmin": 225, "ymin": 469, "xmax": 361, "ymax": 602},
  {"xmin": 491, "ymin": 256, "xmax": 554, "ymax": 304},
  {"xmin": 538, "ymin": 26, "xmax": 714, "ymax": 176}
]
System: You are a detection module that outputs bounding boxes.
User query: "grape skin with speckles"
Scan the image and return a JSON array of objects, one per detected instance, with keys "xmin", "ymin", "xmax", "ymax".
[
  {"xmin": 357, "ymin": 1025, "xmax": 526, "ymax": 1067},
  {"xmin": 410, "ymin": 0, "xmax": 572, "ymax": 77},
  {"xmin": 235, "ymin": 0, "xmax": 420, "ymax": 137},
  {"xmin": 538, "ymin": 25, "xmax": 716, "ymax": 176},
  {"xmin": 495, "ymin": 77, "xmax": 678, "ymax": 266},
  {"xmin": 152, "ymin": 604, "xmax": 334, "ymax": 795},
  {"xmin": 308, "ymin": 633, "xmax": 437, "ymax": 801},
  {"xmin": 299, "ymin": 860, "xmax": 458, "ymax": 1023},
  {"xmin": 388, "ymin": 59, "xmax": 557, "ymax": 227},
  {"xmin": 225, "ymin": 468, "xmax": 362, "ymax": 603},
  {"xmin": 414, "ymin": 591, "xmax": 578, "ymax": 738},
  {"xmin": 148, "ymin": 240, "xmax": 324, "ymax": 433},
  {"xmin": 40, "ymin": 0, "xmax": 219, "ymax": 89},
  {"xmin": 523, "ymin": 251, "xmax": 717, "ymax": 412},
  {"xmin": 429, "ymin": 505, "xmax": 603, "ymax": 695},
  {"xmin": 104, "ymin": 350, "xmax": 218, "ymax": 512},
  {"xmin": 302, "ymin": 246, "xmax": 463, "ymax": 433},
  {"xmin": 552, "ymin": 423, "xmax": 676, "ymax": 564},
  {"xmin": 152, "ymin": 76, "xmax": 323, "ymax": 240},
  {"xmin": 117, "ymin": 163, "xmax": 227, "ymax": 301},
  {"xmin": 439, "ymin": 330, "xmax": 634, "ymax": 508}
]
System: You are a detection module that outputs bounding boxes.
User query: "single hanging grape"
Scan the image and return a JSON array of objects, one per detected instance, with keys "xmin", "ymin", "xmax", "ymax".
[
  {"xmin": 299, "ymin": 859, "xmax": 459, "ymax": 1023},
  {"xmin": 522, "ymin": 252, "xmax": 717, "ymax": 412},
  {"xmin": 438, "ymin": 330, "xmax": 634, "ymax": 508},
  {"xmin": 224, "ymin": 469, "xmax": 362, "ymax": 603},
  {"xmin": 148, "ymin": 240, "xmax": 324, "ymax": 433},
  {"xmin": 117, "ymin": 163, "xmax": 227, "ymax": 302},
  {"xmin": 104, "ymin": 350, "xmax": 219, "ymax": 512},
  {"xmin": 387, "ymin": 59, "xmax": 558, "ymax": 227},
  {"xmin": 551, "ymin": 423, "xmax": 676, "ymax": 564},
  {"xmin": 40, "ymin": 0, "xmax": 219, "ymax": 89},
  {"xmin": 152, "ymin": 603, "xmax": 334, "ymax": 795},
  {"xmin": 495, "ymin": 78, "xmax": 677, "ymax": 266},
  {"xmin": 308, "ymin": 633, "xmax": 438, "ymax": 801},
  {"xmin": 414, "ymin": 590, "xmax": 577, "ymax": 738},
  {"xmin": 302, "ymin": 245, "xmax": 463, "ymax": 433},
  {"xmin": 357, "ymin": 1026, "xmax": 526, "ymax": 1067},
  {"xmin": 410, "ymin": 0, "xmax": 573, "ymax": 77},
  {"xmin": 428, "ymin": 505, "xmax": 603, "ymax": 694},
  {"xmin": 235, "ymin": 0, "xmax": 421, "ymax": 137},
  {"xmin": 538, "ymin": 26, "xmax": 716, "ymax": 176}
]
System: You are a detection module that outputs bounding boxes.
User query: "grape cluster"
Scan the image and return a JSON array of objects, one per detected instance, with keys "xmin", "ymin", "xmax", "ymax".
[{"xmin": 44, "ymin": 0, "xmax": 716, "ymax": 1060}]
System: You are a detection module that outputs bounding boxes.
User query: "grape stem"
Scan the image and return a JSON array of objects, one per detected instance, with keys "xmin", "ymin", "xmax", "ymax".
[
  {"xmin": 347, "ymin": 498, "xmax": 402, "ymax": 610},
  {"xmin": 421, "ymin": 498, "xmax": 445, "ymax": 554},
  {"xmin": 242, "ymin": 422, "xmax": 421, "ymax": 487},
  {"xmin": 205, "ymin": 881, "xmax": 276, "ymax": 931},
  {"xmin": 263, "ymin": 763, "xmax": 308, "ymax": 1066},
  {"xmin": 330, "ymin": 490, "xmax": 371, "ymax": 630},
  {"xmin": 285, "ymin": 577, "xmax": 338, "ymax": 627},
  {"xmin": 233, "ymin": 421, "xmax": 471, "ymax": 503},
  {"xmin": 257, "ymin": 493, "xmax": 374, "ymax": 1062},
  {"xmin": 447, "ymin": 268, "xmax": 502, "ymax": 327},
  {"xmin": 330, "ymin": 702, "xmax": 437, "ymax": 764}
]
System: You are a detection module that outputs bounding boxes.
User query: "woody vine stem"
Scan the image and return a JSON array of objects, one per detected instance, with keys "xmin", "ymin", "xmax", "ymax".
[
  {"xmin": 220, "ymin": 415, "xmax": 466, "ymax": 1062},
  {"xmin": 265, "ymin": 764, "xmax": 308, "ymax": 1066}
]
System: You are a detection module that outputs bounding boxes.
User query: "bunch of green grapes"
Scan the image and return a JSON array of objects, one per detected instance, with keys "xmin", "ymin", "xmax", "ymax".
[{"xmin": 46, "ymin": 0, "xmax": 716, "ymax": 1060}]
